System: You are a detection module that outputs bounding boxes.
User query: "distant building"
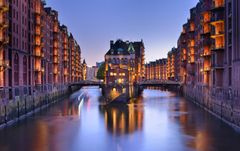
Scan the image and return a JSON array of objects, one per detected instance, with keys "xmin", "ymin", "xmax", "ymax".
[
  {"xmin": 104, "ymin": 39, "xmax": 145, "ymax": 85},
  {"xmin": 87, "ymin": 66, "xmax": 98, "ymax": 81},
  {"xmin": 82, "ymin": 59, "xmax": 87, "ymax": 80},
  {"xmin": 96, "ymin": 62, "xmax": 104, "ymax": 68},
  {"xmin": 167, "ymin": 47, "xmax": 180, "ymax": 81},
  {"xmin": 145, "ymin": 59, "xmax": 167, "ymax": 81}
]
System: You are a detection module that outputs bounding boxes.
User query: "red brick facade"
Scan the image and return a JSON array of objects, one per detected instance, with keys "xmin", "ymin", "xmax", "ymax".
[{"xmin": 0, "ymin": 0, "xmax": 83, "ymax": 102}]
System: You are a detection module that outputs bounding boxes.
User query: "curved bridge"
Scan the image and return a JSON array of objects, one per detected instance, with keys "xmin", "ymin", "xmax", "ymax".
[
  {"xmin": 69, "ymin": 80, "xmax": 104, "ymax": 87},
  {"xmin": 139, "ymin": 80, "xmax": 181, "ymax": 86}
]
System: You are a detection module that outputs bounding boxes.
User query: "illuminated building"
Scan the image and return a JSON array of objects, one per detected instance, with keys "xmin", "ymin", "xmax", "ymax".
[
  {"xmin": 0, "ymin": 0, "xmax": 9, "ymax": 100},
  {"xmin": 69, "ymin": 34, "xmax": 82, "ymax": 83},
  {"xmin": 105, "ymin": 39, "xmax": 145, "ymax": 85},
  {"xmin": 177, "ymin": 0, "xmax": 240, "ymax": 128},
  {"xmin": 82, "ymin": 59, "xmax": 87, "ymax": 80},
  {"xmin": 145, "ymin": 59, "xmax": 167, "ymax": 81},
  {"xmin": 0, "ymin": 0, "xmax": 83, "ymax": 117},
  {"xmin": 224, "ymin": 0, "xmax": 240, "ymax": 99},
  {"xmin": 211, "ymin": 0, "xmax": 225, "ymax": 88},
  {"xmin": 167, "ymin": 48, "xmax": 180, "ymax": 81}
]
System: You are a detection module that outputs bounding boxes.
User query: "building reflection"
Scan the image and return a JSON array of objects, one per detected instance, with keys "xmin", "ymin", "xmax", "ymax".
[
  {"xmin": 103, "ymin": 85, "xmax": 138, "ymax": 103},
  {"xmin": 99, "ymin": 100, "xmax": 144, "ymax": 135},
  {"xmin": 169, "ymin": 99, "xmax": 212, "ymax": 151}
]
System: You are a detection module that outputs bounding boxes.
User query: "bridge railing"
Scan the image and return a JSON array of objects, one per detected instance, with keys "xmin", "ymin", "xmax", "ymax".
[
  {"xmin": 69, "ymin": 80, "xmax": 104, "ymax": 86},
  {"xmin": 139, "ymin": 80, "xmax": 181, "ymax": 85}
]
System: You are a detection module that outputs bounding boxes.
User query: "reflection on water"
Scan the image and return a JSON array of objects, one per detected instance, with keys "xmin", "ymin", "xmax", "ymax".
[
  {"xmin": 99, "ymin": 102, "xmax": 144, "ymax": 135},
  {"xmin": 0, "ymin": 87, "xmax": 240, "ymax": 151},
  {"xmin": 102, "ymin": 85, "xmax": 137, "ymax": 103}
]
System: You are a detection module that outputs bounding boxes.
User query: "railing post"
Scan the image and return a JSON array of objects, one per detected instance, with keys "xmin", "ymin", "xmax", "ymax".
[
  {"xmin": 25, "ymin": 98, "xmax": 27, "ymax": 114},
  {"xmin": 4, "ymin": 105, "xmax": 7, "ymax": 123},
  {"xmin": 17, "ymin": 101, "xmax": 19, "ymax": 118}
]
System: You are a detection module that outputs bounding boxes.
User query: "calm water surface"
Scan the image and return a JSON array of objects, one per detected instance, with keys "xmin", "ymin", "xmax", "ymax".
[{"xmin": 0, "ymin": 87, "xmax": 240, "ymax": 151}]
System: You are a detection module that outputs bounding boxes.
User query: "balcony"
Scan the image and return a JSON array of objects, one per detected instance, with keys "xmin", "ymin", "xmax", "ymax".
[
  {"xmin": 35, "ymin": 29, "xmax": 41, "ymax": 36},
  {"xmin": 64, "ymin": 56, "xmax": 69, "ymax": 61},
  {"xmin": 212, "ymin": 63, "xmax": 224, "ymax": 70},
  {"xmin": 200, "ymin": 25, "xmax": 211, "ymax": 37},
  {"xmin": 201, "ymin": 51, "xmax": 211, "ymax": 58},
  {"xmin": 53, "ymin": 70, "xmax": 58, "ymax": 75},
  {"xmin": 34, "ymin": 67, "xmax": 42, "ymax": 72},
  {"xmin": 34, "ymin": 50, "xmax": 42, "ymax": 57},
  {"xmin": 201, "ymin": 38, "xmax": 212, "ymax": 46},
  {"xmin": 35, "ymin": 41, "xmax": 41, "ymax": 47},
  {"xmin": 211, "ymin": 30, "xmax": 224, "ymax": 38},
  {"xmin": 211, "ymin": 0, "xmax": 225, "ymax": 12},
  {"xmin": 53, "ymin": 42, "xmax": 59, "ymax": 48},
  {"xmin": 211, "ymin": 45, "xmax": 224, "ymax": 51},
  {"xmin": 188, "ymin": 57, "xmax": 195, "ymax": 64},
  {"xmin": 35, "ymin": 15, "xmax": 41, "ymax": 25},
  {"xmin": 201, "ymin": 11, "xmax": 211, "ymax": 23},
  {"xmin": 188, "ymin": 43, "xmax": 195, "ymax": 49},
  {"xmin": 204, "ymin": 67, "xmax": 211, "ymax": 72},
  {"xmin": 188, "ymin": 31, "xmax": 195, "ymax": 39},
  {"xmin": 211, "ymin": 15, "xmax": 224, "ymax": 24},
  {"xmin": 53, "ymin": 58, "xmax": 59, "ymax": 64}
]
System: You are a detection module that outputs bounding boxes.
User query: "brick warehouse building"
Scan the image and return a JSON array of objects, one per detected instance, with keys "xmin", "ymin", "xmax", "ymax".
[
  {"xmin": 105, "ymin": 39, "xmax": 145, "ymax": 85},
  {"xmin": 145, "ymin": 58, "xmax": 167, "ymax": 81},
  {"xmin": 0, "ymin": 0, "xmax": 83, "ymax": 124},
  {"xmin": 145, "ymin": 0, "xmax": 240, "ymax": 128},
  {"xmin": 177, "ymin": 0, "xmax": 240, "ymax": 127}
]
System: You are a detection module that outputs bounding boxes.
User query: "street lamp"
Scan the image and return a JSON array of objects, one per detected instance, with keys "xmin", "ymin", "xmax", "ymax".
[{"xmin": 0, "ymin": 59, "xmax": 10, "ymax": 72}]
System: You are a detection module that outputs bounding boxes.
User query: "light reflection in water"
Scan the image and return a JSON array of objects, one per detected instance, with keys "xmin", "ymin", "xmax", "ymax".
[
  {"xmin": 0, "ymin": 87, "xmax": 239, "ymax": 151},
  {"xmin": 99, "ymin": 102, "xmax": 144, "ymax": 135}
]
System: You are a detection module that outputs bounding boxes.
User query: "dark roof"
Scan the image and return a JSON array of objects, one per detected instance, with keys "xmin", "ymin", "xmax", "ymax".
[
  {"xmin": 106, "ymin": 39, "xmax": 130, "ymax": 56},
  {"xmin": 105, "ymin": 39, "xmax": 144, "ymax": 56},
  {"xmin": 83, "ymin": 59, "xmax": 86, "ymax": 64}
]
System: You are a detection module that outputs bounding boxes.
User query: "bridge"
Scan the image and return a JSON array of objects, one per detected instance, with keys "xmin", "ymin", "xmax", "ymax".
[
  {"xmin": 69, "ymin": 80, "xmax": 104, "ymax": 87},
  {"xmin": 137, "ymin": 80, "xmax": 182, "ymax": 93},
  {"xmin": 69, "ymin": 80, "xmax": 181, "ymax": 88},
  {"xmin": 68, "ymin": 80, "xmax": 182, "ymax": 103},
  {"xmin": 139, "ymin": 80, "xmax": 181, "ymax": 86}
]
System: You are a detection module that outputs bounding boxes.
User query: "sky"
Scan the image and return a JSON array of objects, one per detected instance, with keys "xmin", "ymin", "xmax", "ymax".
[{"xmin": 46, "ymin": 0, "xmax": 199, "ymax": 66}]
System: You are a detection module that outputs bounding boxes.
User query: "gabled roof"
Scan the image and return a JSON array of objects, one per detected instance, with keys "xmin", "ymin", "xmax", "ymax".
[
  {"xmin": 105, "ymin": 39, "xmax": 144, "ymax": 56},
  {"xmin": 106, "ymin": 39, "xmax": 130, "ymax": 56}
]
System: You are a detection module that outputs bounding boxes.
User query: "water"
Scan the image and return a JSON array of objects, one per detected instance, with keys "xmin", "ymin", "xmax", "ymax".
[{"xmin": 0, "ymin": 87, "xmax": 240, "ymax": 151}]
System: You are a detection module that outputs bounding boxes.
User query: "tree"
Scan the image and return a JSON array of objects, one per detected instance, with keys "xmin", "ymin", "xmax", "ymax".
[{"xmin": 97, "ymin": 63, "xmax": 105, "ymax": 80}]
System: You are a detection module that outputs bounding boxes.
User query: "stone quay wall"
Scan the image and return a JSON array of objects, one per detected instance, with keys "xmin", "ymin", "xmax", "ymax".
[
  {"xmin": 0, "ymin": 85, "xmax": 80, "ymax": 128},
  {"xmin": 183, "ymin": 85, "xmax": 240, "ymax": 130}
]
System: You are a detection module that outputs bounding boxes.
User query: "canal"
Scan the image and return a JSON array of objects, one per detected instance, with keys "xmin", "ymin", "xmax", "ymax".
[{"xmin": 0, "ymin": 86, "xmax": 240, "ymax": 151}]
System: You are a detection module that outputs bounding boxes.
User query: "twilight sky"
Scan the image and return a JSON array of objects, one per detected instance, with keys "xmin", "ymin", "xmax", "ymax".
[{"xmin": 46, "ymin": 0, "xmax": 199, "ymax": 66}]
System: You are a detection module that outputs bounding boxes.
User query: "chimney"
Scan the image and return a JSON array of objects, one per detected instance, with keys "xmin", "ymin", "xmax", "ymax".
[{"xmin": 110, "ymin": 40, "xmax": 114, "ymax": 48}]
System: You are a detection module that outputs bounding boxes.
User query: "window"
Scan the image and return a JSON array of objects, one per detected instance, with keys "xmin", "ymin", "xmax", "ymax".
[
  {"xmin": 23, "ymin": 56, "xmax": 27, "ymax": 85},
  {"xmin": 228, "ymin": 2, "xmax": 232, "ymax": 15},
  {"xmin": 229, "ymin": 67, "xmax": 232, "ymax": 86},
  {"xmin": 14, "ymin": 53, "xmax": 19, "ymax": 85}
]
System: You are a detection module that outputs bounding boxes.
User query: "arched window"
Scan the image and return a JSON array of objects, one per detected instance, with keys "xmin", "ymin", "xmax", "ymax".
[
  {"xmin": 14, "ymin": 53, "xmax": 19, "ymax": 85},
  {"xmin": 121, "ymin": 58, "xmax": 124, "ymax": 64},
  {"xmin": 116, "ymin": 58, "xmax": 120, "ymax": 64},
  {"xmin": 23, "ymin": 56, "xmax": 27, "ymax": 85},
  {"xmin": 124, "ymin": 58, "xmax": 128, "ymax": 64},
  {"xmin": 108, "ymin": 58, "xmax": 112, "ymax": 63},
  {"xmin": 113, "ymin": 58, "xmax": 116, "ymax": 64}
]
